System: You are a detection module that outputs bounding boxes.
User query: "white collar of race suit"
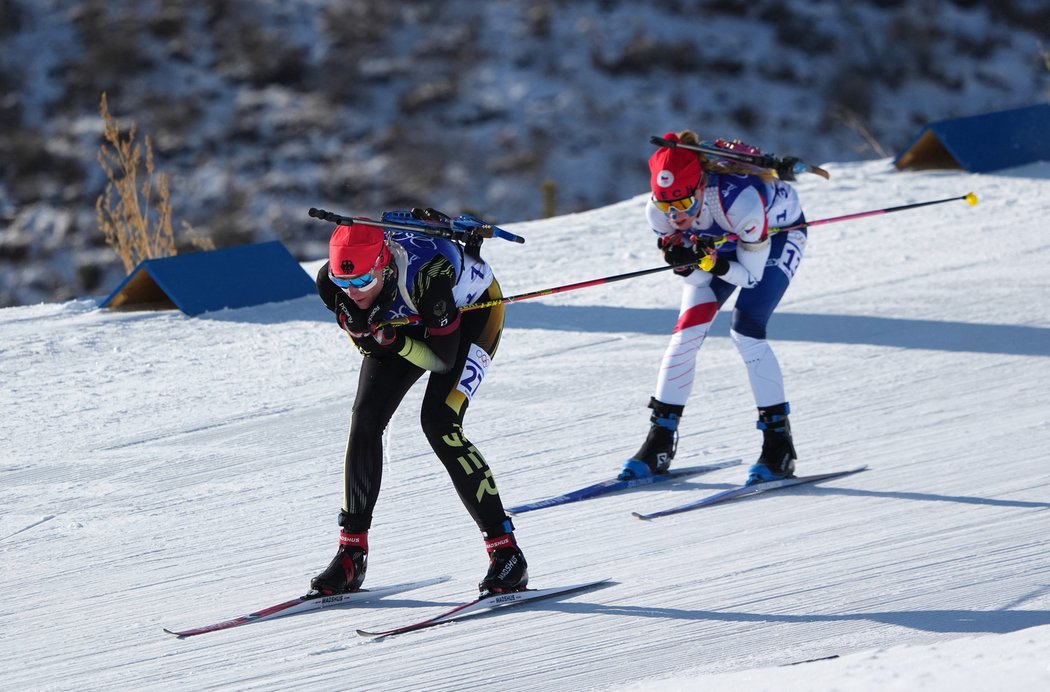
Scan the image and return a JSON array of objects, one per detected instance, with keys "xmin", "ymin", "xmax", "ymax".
[{"xmin": 388, "ymin": 241, "xmax": 417, "ymax": 314}]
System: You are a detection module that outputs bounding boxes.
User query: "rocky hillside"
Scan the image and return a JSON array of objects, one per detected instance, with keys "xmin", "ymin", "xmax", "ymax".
[{"xmin": 2, "ymin": 0, "xmax": 1048, "ymax": 306}]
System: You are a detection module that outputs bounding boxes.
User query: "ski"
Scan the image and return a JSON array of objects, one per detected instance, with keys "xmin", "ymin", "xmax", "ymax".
[
  {"xmin": 633, "ymin": 465, "xmax": 868, "ymax": 520},
  {"xmin": 783, "ymin": 654, "xmax": 841, "ymax": 666},
  {"xmin": 506, "ymin": 459, "xmax": 741, "ymax": 515},
  {"xmin": 163, "ymin": 575, "xmax": 451, "ymax": 638},
  {"xmin": 356, "ymin": 578, "xmax": 611, "ymax": 639}
]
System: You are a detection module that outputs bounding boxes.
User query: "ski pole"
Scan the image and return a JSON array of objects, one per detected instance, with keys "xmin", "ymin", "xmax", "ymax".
[
  {"xmin": 466, "ymin": 192, "xmax": 979, "ymax": 319},
  {"xmin": 769, "ymin": 192, "xmax": 978, "ymax": 234},
  {"xmin": 707, "ymin": 191, "xmax": 980, "ymax": 246},
  {"xmin": 380, "ymin": 261, "xmax": 699, "ymax": 327}
]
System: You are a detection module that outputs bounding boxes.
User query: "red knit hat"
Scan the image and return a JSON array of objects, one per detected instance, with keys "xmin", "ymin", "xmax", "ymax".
[
  {"xmin": 648, "ymin": 132, "xmax": 703, "ymax": 201},
  {"xmin": 328, "ymin": 222, "xmax": 391, "ymax": 277}
]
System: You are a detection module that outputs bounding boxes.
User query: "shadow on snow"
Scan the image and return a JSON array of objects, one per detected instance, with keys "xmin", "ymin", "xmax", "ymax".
[
  {"xmin": 503, "ymin": 303, "xmax": 1050, "ymax": 358},
  {"xmin": 200, "ymin": 298, "xmax": 1050, "ymax": 358}
]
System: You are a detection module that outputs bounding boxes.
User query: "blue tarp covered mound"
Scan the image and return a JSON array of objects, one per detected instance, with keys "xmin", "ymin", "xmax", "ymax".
[
  {"xmin": 894, "ymin": 104, "xmax": 1050, "ymax": 173},
  {"xmin": 101, "ymin": 241, "xmax": 315, "ymax": 316}
]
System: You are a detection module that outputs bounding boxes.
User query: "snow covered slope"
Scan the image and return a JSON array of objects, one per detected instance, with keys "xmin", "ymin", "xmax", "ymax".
[{"xmin": 2, "ymin": 160, "xmax": 1049, "ymax": 690}]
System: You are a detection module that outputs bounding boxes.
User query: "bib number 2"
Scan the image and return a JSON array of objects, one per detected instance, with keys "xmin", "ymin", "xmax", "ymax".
[{"xmin": 457, "ymin": 343, "xmax": 491, "ymax": 402}]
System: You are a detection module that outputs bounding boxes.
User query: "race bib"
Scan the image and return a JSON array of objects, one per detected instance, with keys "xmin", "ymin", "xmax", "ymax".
[
  {"xmin": 776, "ymin": 229, "xmax": 807, "ymax": 279},
  {"xmin": 457, "ymin": 343, "xmax": 491, "ymax": 401}
]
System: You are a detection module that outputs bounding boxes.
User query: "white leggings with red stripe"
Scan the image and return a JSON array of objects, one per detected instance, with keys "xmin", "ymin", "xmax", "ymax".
[{"xmin": 653, "ymin": 230, "xmax": 804, "ymax": 408}]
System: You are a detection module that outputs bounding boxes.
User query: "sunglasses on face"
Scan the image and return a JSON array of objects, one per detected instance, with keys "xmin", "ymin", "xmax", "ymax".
[{"xmin": 653, "ymin": 195, "xmax": 699, "ymax": 215}]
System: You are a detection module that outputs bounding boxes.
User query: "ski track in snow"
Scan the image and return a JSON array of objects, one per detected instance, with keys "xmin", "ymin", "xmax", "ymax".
[{"xmin": 1, "ymin": 161, "xmax": 1049, "ymax": 690}]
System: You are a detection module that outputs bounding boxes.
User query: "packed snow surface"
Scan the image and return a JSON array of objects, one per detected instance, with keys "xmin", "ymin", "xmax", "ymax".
[{"xmin": 2, "ymin": 160, "xmax": 1049, "ymax": 690}]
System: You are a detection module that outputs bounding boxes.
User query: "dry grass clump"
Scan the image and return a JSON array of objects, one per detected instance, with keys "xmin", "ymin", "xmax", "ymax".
[{"xmin": 95, "ymin": 92, "xmax": 212, "ymax": 273}]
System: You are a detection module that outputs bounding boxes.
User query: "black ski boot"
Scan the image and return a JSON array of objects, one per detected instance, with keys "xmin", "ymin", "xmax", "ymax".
[
  {"xmin": 745, "ymin": 402, "xmax": 797, "ymax": 485},
  {"xmin": 618, "ymin": 398, "xmax": 685, "ymax": 480},
  {"xmin": 309, "ymin": 527, "xmax": 368, "ymax": 597},
  {"xmin": 479, "ymin": 520, "xmax": 528, "ymax": 596}
]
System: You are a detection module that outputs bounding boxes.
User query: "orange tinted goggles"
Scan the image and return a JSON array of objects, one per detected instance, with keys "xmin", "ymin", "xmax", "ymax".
[{"xmin": 653, "ymin": 196, "xmax": 698, "ymax": 214}]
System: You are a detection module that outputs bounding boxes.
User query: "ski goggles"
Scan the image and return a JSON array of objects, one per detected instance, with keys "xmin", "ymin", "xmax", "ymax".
[
  {"xmin": 652, "ymin": 195, "xmax": 699, "ymax": 215},
  {"xmin": 329, "ymin": 248, "xmax": 389, "ymax": 290},
  {"xmin": 329, "ymin": 270, "xmax": 377, "ymax": 289}
]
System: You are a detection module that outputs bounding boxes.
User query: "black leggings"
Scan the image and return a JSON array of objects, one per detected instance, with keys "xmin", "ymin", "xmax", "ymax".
[{"xmin": 340, "ymin": 282, "xmax": 508, "ymax": 535}]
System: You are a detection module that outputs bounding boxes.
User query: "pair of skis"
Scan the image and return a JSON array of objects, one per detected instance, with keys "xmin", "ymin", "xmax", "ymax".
[
  {"xmin": 507, "ymin": 458, "xmax": 867, "ymax": 519},
  {"xmin": 165, "ymin": 576, "xmax": 609, "ymax": 640},
  {"xmin": 166, "ymin": 461, "xmax": 864, "ymax": 639}
]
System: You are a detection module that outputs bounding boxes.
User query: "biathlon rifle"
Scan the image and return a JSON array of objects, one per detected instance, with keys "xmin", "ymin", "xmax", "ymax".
[{"xmin": 649, "ymin": 134, "xmax": 831, "ymax": 180}]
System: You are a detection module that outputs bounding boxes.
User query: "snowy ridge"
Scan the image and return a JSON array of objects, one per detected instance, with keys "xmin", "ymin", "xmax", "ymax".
[
  {"xmin": 2, "ymin": 159, "xmax": 1050, "ymax": 690},
  {"xmin": 5, "ymin": 1, "xmax": 1050, "ymax": 307}
]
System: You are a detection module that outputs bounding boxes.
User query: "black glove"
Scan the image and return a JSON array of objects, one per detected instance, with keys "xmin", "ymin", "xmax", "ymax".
[
  {"xmin": 335, "ymin": 288, "xmax": 394, "ymax": 332},
  {"xmin": 659, "ymin": 238, "xmax": 702, "ymax": 276},
  {"xmin": 775, "ymin": 156, "xmax": 801, "ymax": 182},
  {"xmin": 351, "ymin": 323, "xmax": 405, "ymax": 357},
  {"xmin": 334, "ymin": 292, "xmax": 405, "ymax": 356},
  {"xmin": 334, "ymin": 293, "xmax": 373, "ymax": 338},
  {"xmin": 693, "ymin": 235, "xmax": 718, "ymax": 252},
  {"xmin": 705, "ymin": 252, "xmax": 731, "ymax": 276},
  {"xmin": 691, "ymin": 236, "xmax": 730, "ymax": 276}
]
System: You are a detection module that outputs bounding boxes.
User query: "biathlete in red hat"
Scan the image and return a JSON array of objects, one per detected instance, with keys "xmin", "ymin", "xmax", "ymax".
[
  {"xmin": 619, "ymin": 130, "xmax": 808, "ymax": 486},
  {"xmin": 311, "ymin": 216, "xmax": 527, "ymax": 597}
]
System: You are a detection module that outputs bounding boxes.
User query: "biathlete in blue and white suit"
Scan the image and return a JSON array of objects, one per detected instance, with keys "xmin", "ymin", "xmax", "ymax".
[
  {"xmin": 619, "ymin": 130, "xmax": 808, "ymax": 486},
  {"xmin": 311, "ymin": 215, "xmax": 528, "ymax": 599}
]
